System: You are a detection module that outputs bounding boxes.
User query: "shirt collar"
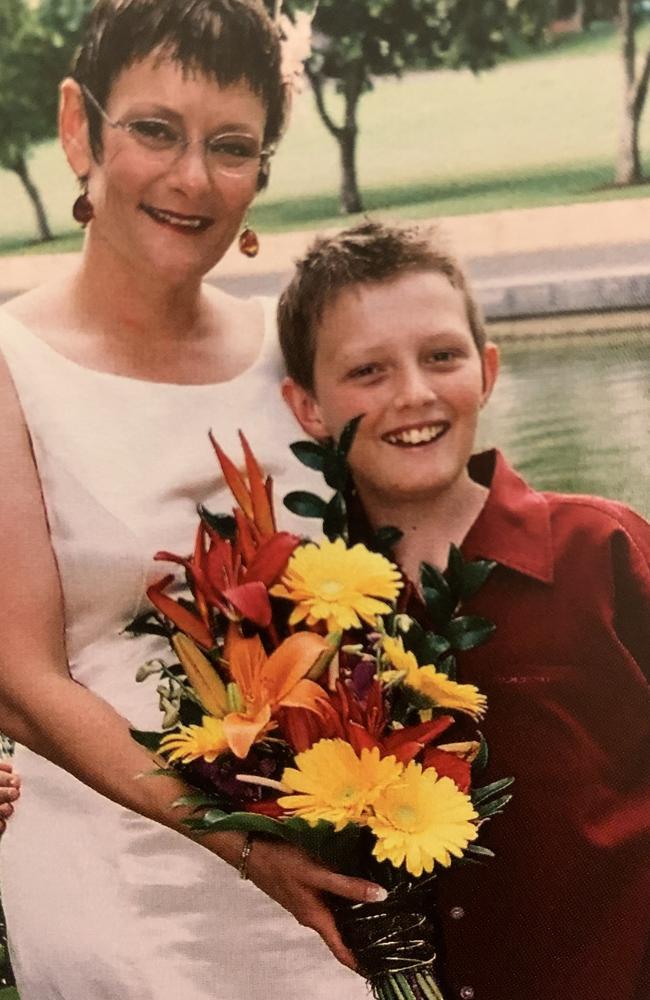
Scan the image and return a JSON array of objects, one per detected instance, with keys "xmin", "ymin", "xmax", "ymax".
[{"xmin": 463, "ymin": 449, "xmax": 555, "ymax": 584}]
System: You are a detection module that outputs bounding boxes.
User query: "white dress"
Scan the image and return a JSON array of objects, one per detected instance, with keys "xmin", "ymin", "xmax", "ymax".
[{"xmin": 0, "ymin": 303, "xmax": 368, "ymax": 1000}]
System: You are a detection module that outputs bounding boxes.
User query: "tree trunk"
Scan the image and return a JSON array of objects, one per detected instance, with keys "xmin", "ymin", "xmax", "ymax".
[
  {"xmin": 338, "ymin": 125, "xmax": 362, "ymax": 214},
  {"xmin": 10, "ymin": 150, "xmax": 53, "ymax": 241},
  {"xmin": 337, "ymin": 64, "xmax": 364, "ymax": 214},
  {"xmin": 615, "ymin": 0, "xmax": 643, "ymax": 184},
  {"xmin": 306, "ymin": 62, "xmax": 365, "ymax": 214}
]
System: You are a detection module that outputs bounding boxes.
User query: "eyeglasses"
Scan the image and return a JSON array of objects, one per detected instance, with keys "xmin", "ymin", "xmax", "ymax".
[{"xmin": 81, "ymin": 85, "xmax": 271, "ymax": 179}]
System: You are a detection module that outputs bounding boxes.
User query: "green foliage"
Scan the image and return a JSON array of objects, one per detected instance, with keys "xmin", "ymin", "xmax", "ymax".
[
  {"xmin": 274, "ymin": 0, "xmax": 552, "ymax": 209},
  {"xmin": 290, "ymin": 0, "xmax": 548, "ymax": 82},
  {"xmin": 286, "ymin": 414, "xmax": 403, "ymax": 550},
  {"xmin": 181, "ymin": 804, "xmax": 363, "ymax": 871},
  {"xmin": 0, "ymin": 0, "xmax": 89, "ymax": 237}
]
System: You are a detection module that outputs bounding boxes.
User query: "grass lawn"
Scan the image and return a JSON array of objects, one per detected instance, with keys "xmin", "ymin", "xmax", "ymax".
[
  {"xmin": 0, "ymin": 989, "xmax": 18, "ymax": 999},
  {"xmin": 2, "ymin": 20, "xmax": 650, "ymax": 254}
]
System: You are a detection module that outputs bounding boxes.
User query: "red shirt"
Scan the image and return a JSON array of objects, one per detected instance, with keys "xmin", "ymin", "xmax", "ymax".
[{"xmin": 434, "ymin": 450, "xmax": 650, "ymax": 1000}]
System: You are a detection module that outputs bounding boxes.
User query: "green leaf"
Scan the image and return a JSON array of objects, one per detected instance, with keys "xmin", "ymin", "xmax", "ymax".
[
  {"xmin": 184, "ymin": 810, "xmax": 286, "ymax": 838},
  {"xmin": 290, "ymin": 440, "xmax": 327, "ymax": 472},
  {"xmin": 323, "ymin": 492, "xmax": 346, "ymax": 540},
  {"xmin": 447, "ymin": 545, "xmax": 497, "ymax": 600},
  {"xmin": 465, "ymin": 843, "xmax": 496, "ymax": 859},
  {"xmin": 336, "ymin": 414, "xmax": 363, "ymax": 458},
  {"xmin": 421, "ymin": 587, "xmax": 456, "ymax": 629},
  {"xmin": 475, "ymin": 793, "xmax": 513, "ymax": 820},
  {"xmin": 371, "ymin": 524, "xmax": 403, "ymax": 555},
  {"xmin": 283, "ymin": 490, "xmax": 329, "ymax": 519},
  {"xmin": 123, "ymin": 612, "xmax": 169, "ymax": 639},
  {"xmin": 421, "ymin": 561, "xmax": 452, "ymax": 598},
  {"xmin": 415, "ymin": 631, "xmax": 452, "ymax": 664},
  {"xmin": 198, "ymin": 506, "xmax": 236, "ymax": 540},
  {"xmin": 420, "ymin": 561, "xmax": 456, "ymax": 626},
  {"xmin": 130, "ymin": 728, "xmax": 165, "ymax": 752},
  {"xmin": 471, "ymin": 733, "xmax": 489, "ymax": 775},
  {"xmin": 322, "ymin": 452, "xmax": 347, "ymax": 491},
  {"xmin": 172, "ymin": 793, "xmax": 224, "ymax": 812},
  {"xmin": 446, "ymin": 615, "xmax": 496, "ymax": 651},
  {"xmin": 472, "ymin": 776, "xmax": 515, "ymax": 806},
  {"xmin": 435, "ymin": 652, "xmax": 457, "ymax": 680}
]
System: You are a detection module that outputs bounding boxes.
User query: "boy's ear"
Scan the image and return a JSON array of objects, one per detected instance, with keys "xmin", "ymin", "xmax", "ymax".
[
  {"xmin": 281, "ymin": 378, "xmax": 330, "ymax": 440},
  {"xmin": 59, "ymin": 77, "xmax": 93, "ymax": 179},
  {"xmin": 480, "ymin": 342, "xmax": 500, "ymax": 406}
]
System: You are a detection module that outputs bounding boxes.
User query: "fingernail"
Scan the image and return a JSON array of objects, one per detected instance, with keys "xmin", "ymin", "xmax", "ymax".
[
  {"xmin": 9, "ymin": 777, "xmax": 19, "ymax": 787},
  {"xmin": 366, "ymin": 886, "xmax": 388, "ymax": 903}
]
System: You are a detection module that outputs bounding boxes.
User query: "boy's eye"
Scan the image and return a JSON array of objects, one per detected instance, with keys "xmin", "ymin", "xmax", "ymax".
[
  {"xmin": 428, "ymin": 350, "xmax": 458, "ymax": 364},
  {"xmin": 347, "ymin": 363, "xmax": 383, "ymax": 380}
]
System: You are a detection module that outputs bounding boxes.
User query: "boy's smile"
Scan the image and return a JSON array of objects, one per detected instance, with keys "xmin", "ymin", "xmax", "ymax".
[
  {"xmin": 382, "ymin": 420, "xmax": 450, "ymax": 447},
  {"xmin": 284, "ymin": 269, "xmax": 499, "ymax": 515}
]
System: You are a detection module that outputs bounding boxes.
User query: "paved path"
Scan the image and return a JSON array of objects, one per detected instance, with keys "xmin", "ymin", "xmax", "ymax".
[{"xmin": 2, "ymin": 198, "xmax": 650, "ymax": 322}]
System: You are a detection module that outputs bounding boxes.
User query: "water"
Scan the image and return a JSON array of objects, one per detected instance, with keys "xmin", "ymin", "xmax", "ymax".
[{"xmin": 477, "ymin": 330, "xmax": 650, "ymax": 518}]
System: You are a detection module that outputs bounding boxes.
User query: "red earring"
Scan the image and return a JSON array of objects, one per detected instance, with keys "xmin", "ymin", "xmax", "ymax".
[
  {"xmin": 72, "ymin": 190, "xmax": 94, "ymax": 227},
  {"xmin": 239, "ymin": 223, "xmax": 259, "ymax": 258}
]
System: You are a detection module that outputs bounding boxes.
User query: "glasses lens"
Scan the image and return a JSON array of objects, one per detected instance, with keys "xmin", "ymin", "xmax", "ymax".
[
  {"xmin": 205, "ymin": 133, "xmax": 262, "ymax": 176},
  {"xmin": 126, "ymin": 119, "xmax": 182, "ymax": 153}
]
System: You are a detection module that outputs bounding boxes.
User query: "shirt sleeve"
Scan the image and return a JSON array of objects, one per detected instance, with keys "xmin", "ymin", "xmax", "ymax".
[{"xmin": 610, "ymin": 507, "xmax": 650, "ymax": 683}]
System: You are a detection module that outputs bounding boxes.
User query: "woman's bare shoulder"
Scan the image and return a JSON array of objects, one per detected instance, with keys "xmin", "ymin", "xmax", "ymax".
[{"xmin": 3, "ymin": 280, "xmax": 72, "ymax": 336}]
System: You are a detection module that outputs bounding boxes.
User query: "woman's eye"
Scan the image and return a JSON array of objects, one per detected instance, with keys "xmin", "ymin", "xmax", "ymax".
[
  {"xmin": 129, "ymin": 120, "xmax": 178, "ymax": 147},
  {"xmin": 207, "ymin": 135, "xmax": 259, "ymax": 160}
]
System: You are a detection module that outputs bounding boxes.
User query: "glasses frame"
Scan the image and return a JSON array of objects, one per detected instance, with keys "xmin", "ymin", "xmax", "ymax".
[{"xmin": 80, "ymin": 84, "xmax": 272, "ymax": 179}]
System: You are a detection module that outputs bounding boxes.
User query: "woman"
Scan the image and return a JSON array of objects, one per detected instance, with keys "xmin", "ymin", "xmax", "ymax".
[{"xmin": 0, "ymin": 2, "xmax": 382, "ymax": 998}]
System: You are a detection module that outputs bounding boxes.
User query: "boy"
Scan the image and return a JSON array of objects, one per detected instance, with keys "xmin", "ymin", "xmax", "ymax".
[{"xmin": 278, "ymin": 221, "xmax": 650, "ymax": 1000}]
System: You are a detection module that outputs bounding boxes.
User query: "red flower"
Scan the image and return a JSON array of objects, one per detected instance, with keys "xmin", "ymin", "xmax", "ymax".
[
  {"xmin": 280, "ymin": 679, "xmax": 456, "ymax": 765},
  {"xmin": 147, "ymin": 434, "xmax": 300, "ymax": 639}
]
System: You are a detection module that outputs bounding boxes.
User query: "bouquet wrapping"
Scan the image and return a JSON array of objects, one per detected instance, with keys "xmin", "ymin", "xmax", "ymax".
[{"xmin": 130, "ymin": 425, "xmax": 512, "ymax": 1000}]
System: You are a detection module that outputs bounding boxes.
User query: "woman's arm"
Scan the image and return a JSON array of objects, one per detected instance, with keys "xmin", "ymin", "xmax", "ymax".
[{"xmin": 0, "ymin": 360, "xmax": 380, "ymax": 969}]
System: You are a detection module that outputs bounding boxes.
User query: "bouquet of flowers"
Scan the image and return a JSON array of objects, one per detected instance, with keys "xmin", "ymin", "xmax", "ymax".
[{"xmin": 130, "ymin": 424, "xmax": 512, "ymax": 1000}]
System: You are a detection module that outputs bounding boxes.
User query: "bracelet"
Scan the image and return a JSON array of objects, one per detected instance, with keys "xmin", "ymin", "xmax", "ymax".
[{"xmin": 238, "ymin": 833, "xmax": 254, "ymax": 881}]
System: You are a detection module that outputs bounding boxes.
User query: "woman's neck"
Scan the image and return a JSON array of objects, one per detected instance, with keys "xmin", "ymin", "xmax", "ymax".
[
  {"xmin": 72, "ymin": 233, "xmax": 207, "ymax": 346},
  {"xmin": 360, "ymin": 469, "xmax": 489, "ymax": 582}
]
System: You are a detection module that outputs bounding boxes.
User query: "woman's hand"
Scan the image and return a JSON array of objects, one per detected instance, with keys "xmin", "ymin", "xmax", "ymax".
[
  {"xmin": 0, "ymin": 761, "xmax": 20, "ymax": 833},
  {"xmin": 244, "ymin": 837, "xmax": 386, "ymax": 971}
]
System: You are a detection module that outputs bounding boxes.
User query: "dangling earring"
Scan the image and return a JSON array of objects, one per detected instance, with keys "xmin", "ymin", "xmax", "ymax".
[
  {"xmin": 72, "ymin": 184, "xmax": 94, "ymax": 227},
  {"xmin": 239, "ymin": 218, "xmax": 259, "ymax": 258}
]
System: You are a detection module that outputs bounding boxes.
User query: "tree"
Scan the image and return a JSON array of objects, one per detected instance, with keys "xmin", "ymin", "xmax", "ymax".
[
  {"xmin": 615, "ymin": 0, "xmax": 650, "ymax": 184},
  {"xmin": 283, "ymin": 0, "xmax": 549, "ymax": 213},
  {"xmin": 0, "ymin": 0, "xmax": 88, "ymax": 242}
]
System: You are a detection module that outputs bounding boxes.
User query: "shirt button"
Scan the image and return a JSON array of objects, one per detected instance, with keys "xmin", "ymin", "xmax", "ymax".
[
  {"xmin": 450, "ymin": 906, "xmax": 465, "ymax": 920},
  {"xmin": 460, "ymin": 988, "xmax": 475, "ymax": 1000}
]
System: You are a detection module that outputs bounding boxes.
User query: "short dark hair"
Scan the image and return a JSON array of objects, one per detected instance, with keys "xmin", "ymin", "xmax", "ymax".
[
  {"xmin": 72, "ymin": 0, "xmax": 286, "ymax": 188},
  {"xmin": 278, "ymin": 220, "xmax": 487, "ymax": 392}
]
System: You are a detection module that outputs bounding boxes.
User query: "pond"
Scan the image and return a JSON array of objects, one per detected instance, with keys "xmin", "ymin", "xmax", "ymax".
[{"xmin": 477, "ymin": 329, "xmax": 650, "ymax": 518}]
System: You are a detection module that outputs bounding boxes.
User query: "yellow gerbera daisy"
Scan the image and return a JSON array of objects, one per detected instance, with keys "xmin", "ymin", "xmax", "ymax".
[
  {"xmin": 368, "ymin": 760, "xmax": 479, "ymax": 876},
  {"xmin": 271, "ymin": 537, "xmax": 402, "ymax": 632},
  {"xmin": 382, "ymin": 635, "xmax": 487, "ymax": 720},
  {"xmin": 159, "ymin": 716, "xmax": 229, "ymax": 764},
  {"xmin": 278, "ymin": 738, "xmax": 404, "ymax": 831}
]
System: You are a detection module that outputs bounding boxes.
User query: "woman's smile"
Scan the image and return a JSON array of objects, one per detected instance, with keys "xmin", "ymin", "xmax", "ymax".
[{"xmin": 139, "ymin": 202, "xmax": 215, "ymax": 233}]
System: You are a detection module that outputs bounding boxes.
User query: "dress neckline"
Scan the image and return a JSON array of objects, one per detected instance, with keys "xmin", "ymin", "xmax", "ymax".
[{"xmin": 0, "ymin": 297, "xmax": 274, "ymax": 392}]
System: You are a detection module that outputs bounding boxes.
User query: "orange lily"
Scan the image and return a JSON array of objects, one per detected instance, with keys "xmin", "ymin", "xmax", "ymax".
[
  {"xmin": 280, "ymin": 679, "xmax": 456, "ymax": 764},
  {"xmin": 147, "ymin": 434, "xmax": 300, "ymax": 636},
  {"xmin": 222, "ymin": 629, "xmax": 330, "ymax": 758},
  {"xmin": 209, "ymin": 430, "xmax": 276, "ymax": 539}
]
